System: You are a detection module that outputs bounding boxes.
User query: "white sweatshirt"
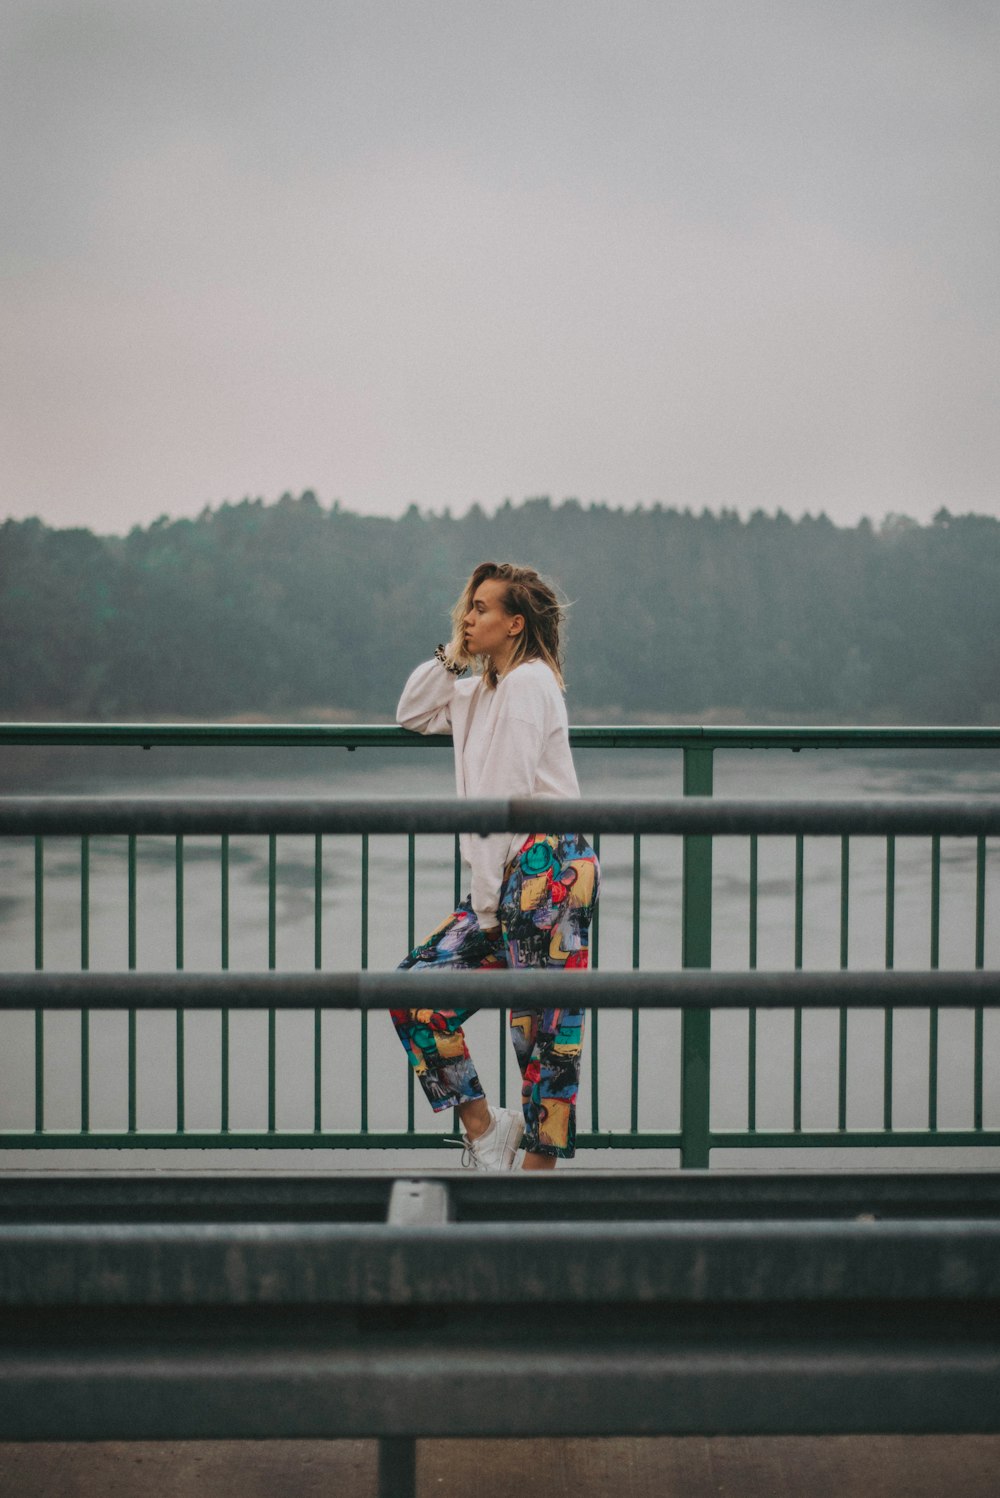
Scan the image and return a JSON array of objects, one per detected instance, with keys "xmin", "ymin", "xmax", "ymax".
[{"xmin": 396, "ymin": 656, "xmax": 580, "ymax": 927}]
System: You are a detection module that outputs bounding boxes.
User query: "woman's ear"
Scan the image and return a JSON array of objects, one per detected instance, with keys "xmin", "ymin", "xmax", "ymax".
[{"xmin": 508, "ymin": 613, "xmax": 526, "ymax": 638}]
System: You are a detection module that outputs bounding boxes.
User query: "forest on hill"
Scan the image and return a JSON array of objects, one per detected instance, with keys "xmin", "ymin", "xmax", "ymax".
[{"xmin": 1, "ymin": 494, "xmax": 998, "ymax": 723}]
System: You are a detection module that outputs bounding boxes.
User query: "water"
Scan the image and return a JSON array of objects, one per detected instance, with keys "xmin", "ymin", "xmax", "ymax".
[{"xmin": 2, "ymin": 742, "xmax": 999, "ymax": 1171}]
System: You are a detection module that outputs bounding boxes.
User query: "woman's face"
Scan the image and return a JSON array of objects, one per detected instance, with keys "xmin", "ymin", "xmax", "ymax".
[{"xmin": 462, "ymin": 578, "xmax": 523, "ymax": 660}]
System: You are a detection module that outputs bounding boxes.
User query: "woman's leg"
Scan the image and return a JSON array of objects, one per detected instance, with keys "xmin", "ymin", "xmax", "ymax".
[
  {"xmin": 391, "ymin": 899, "xmax": 505, "ymax": 1126},
  {"xmin": 510, "ymin": 1006, "xmax": 585, "ymax": 1168},
  {"xmin": 501, "ymin": 834, "xmax": 600, "ymax": 1167}
]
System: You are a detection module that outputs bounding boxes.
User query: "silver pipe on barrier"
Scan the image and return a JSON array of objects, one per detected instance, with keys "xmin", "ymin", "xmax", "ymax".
[
  {"xmin": 1, "ymin": 969, "xmax": 998, "ymax": 1011},
  {"xmin": 2, "ymin": 794, "xmax": 1000, "ymax": 836}
]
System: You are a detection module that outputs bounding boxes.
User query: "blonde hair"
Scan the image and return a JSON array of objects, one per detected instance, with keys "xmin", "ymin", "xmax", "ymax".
[{"xmin": 451, "ymin": 561, "xmax": 566, "ymax": 690}]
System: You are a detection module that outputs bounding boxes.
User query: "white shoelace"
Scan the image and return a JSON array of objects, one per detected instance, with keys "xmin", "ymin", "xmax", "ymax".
[{"xmin": 443, "ymin": 1135, "xmax": 479, "ymax": 1169}]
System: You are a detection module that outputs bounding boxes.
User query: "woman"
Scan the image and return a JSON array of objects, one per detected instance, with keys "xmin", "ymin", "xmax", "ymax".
[{"xmin": 391, "ymin": 561, "xmax": 600, "ymax": 1171}]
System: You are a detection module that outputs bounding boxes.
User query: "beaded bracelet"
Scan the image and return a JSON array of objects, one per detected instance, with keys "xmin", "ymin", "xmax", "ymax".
[{"xmin": 434, "ymin": 644, "xmax": 468, "ymax": 676}]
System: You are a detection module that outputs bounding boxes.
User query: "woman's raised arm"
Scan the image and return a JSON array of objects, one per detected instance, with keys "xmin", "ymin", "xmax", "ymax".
[{"xmin": 395, "ymin": 656, "xmax": 461, "ymax": 736}]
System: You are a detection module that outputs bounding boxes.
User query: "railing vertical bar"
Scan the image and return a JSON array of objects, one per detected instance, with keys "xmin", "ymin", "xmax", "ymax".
[
  {"xmin": 175, "ymin": 834, "xmax": 185, "ymax": 1134},
  {"xmin": 267, "ymin": 1005, "xmax": 277, "ymax": 1134},
  {"xmin": 839, "ymin": 835, "xmax": 850, "ymax": 966},
  {"xmin": 885, "ymin": 836, "xmax": 896, "ymax": 969},
  {"xmin": 590, "ymin": 832, "xmax": 601, "ymax": 1132},
  {"xmin": 221, "ymin": 1010, "xmax": 230, "ymax": 1133},
  {"xmin": 80, "ymin": 834, "xmax": 90, "ymax": 969},
  {"xmin": 80, "ymin": 834, "xmax": 90, "ymax": 1134},
  {"xmin": 33, "ymin": 1030, "xmax": 44, "ymax": 1132},
  {"xmin": 220, "ymin": 834, "xmax": 230, "ymax": 1135},
  {"xmin": 883, "ymin": 834, "xmax": 895, "ymax": 1131},
  {"xmin": 407, "ymin": 833, "xmax": 416, "ymax": 1132},
  {"xmin": 127, "ymin": 833, "xmax": 137, "ymax": 1134},
  {"xmin": 793, "ymin": 834, "xmax": 804, "ymax": 968},
  {"xmin": 314, "ymin": 833, "xmax": 323, "ymax": 969},
  {"xmin": 836, "ymin": 1008, "xmax": 848, "ymax": 1132},
  {"xmin": 974, "ymin": 834, "xmax": 986, "ymax": 1130},
  {"xmin": 314, "ymin": 833, "xmax": 323, "ymax": 1134},
  {"xmin": 748, "ymin": 834, "xmax": 757, "ymax": 1132},
  {"xmin": 312, "ymin": 1008, "xmax": 323, "ymax": 1135},
  {"xmin": 930, "ymin": 834, "xmax": 941, "ymax": 967},
  {"xmin": 976, "ymin": 835, "xmax": 987, "ymax": 968},
  {"xmin": 267, "ymin": 833, "xmax": 276, "ymax": 1134},
  {"xmin": 268, "ymin": 833, "xmax": 277, "ymax": 968},
  {"xmin": 175, "ymin": 834, "xmax": 185, "ymax": 965},
  {"xmin": 630, "ymin": 833, "xmax": 641, "ymax": 1134},
  {"xmin": 749, "ymin": 834, "xmax": 759, "ymax": 970},
  {"xmin": 34, "ymin": 835, "xmax": 43, "ymax": 969},
  {"xmin": 591, "ymin": 832, "xmax": 601, "ymax": 971},
  {"xmin": 838, "ymin": 838, "xmax": 862, "ymax": 1126},
  {"xmin": 793, "ymin": 834, "xmax": 803, "ymax": 1133},
  {"xmin": 128, "ymin": 833, "xmax": 137, "ymax": 967},
  {"xmin": 928, "ymin": 1007, "xmax": 940, "ymax": 1132},
  {"xmin": 34, "ymin": 836, "xmax": 44, "ymax": 1133},
  {"xmin": 34, "ymin": 1017, "xmax": 44, "ymax": 1134},
  {"xmin": 453, "ymin": 834, "xmax": 461, "ymax": 907},
  {"xmin": 220, "ymin": 835, "xmax": 230, "ymax": 969},
  {"xmin": 361, "ymin": 831, "xmax": 370, "ymax": 1133},
  {"xmin": 838, "ymin": 834, "xmax": 849, "ymax": 1134},
  {"xmin": 929, "ymin": 834, "xmax": 940, "ymax": 1131},
  {"xmin": 407, "ymin": 835, "xmax": 416, "ymax": 950},
  {"xmin": 680, "ymin": 746, "xmax": 713, "ymax": 1168}
]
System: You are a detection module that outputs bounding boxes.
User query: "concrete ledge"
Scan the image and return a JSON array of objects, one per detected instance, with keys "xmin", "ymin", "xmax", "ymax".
[{"xmin": 2, "ymin": 1436, "xmax": 1000, "ymax": 1498}]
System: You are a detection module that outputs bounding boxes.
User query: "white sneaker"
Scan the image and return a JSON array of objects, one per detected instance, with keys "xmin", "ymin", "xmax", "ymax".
[{"xmin": 461, "ymin": 1105, "xmax": 525, "ymax": 1171}]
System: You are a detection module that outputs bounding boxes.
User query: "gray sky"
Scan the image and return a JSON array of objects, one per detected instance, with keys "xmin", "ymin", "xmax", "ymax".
[{"xmin": 3, "ymin": 0, "xmax": 999, "ymax": 533}]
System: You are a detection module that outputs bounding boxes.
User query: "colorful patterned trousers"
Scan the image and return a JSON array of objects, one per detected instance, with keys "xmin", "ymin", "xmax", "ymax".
[{"xmin": 391, "ymin": 833, "xmax": 600, "ymax": 1158}]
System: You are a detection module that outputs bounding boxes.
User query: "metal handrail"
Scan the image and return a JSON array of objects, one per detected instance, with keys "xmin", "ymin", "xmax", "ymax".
[
  {"xmin": 2, "ymin": 969, "xmax": 998, "ymax": 1010},
  {"xmin": 3, "ymin": 794, "xmax": 1000, "ymax": 836},
  {"xmin": 2, "ymin": 721, "xmax": 1000, "ymax": 749}
]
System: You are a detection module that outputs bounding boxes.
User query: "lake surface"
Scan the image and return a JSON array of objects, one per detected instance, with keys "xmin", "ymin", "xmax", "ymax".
[{"xmin": 2, "ymin": 741, "xmax": 999, "ymax": 1170}]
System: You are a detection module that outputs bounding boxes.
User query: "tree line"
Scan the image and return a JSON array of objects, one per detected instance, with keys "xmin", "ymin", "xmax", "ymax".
[{"xmin": 2, "ymin": 493, "xmax": 998, "ymax": 723}]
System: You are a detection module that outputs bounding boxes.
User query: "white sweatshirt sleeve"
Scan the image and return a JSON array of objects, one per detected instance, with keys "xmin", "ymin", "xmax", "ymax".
[
  {"xmin": 468, "ymin": 674, "xmax": 549, "ymax": 927},
  {"xmin": 395, "ymin": 658, "xmax": 458, "ymax": 736}
]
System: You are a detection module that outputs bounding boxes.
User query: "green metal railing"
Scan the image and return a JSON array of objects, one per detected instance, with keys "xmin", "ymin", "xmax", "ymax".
[
  {"xmin": 1, "ymin": 723, "xmax": 999, "ymax": 1165},
  {"xmin": 3, "ymin": 723, "xmax": 998, "ymax": 749}
]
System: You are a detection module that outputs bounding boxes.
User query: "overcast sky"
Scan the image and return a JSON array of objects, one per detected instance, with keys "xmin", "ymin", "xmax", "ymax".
[{"xmin": 3, "ymin": 0, "xmax": 999, "ymax": 533}]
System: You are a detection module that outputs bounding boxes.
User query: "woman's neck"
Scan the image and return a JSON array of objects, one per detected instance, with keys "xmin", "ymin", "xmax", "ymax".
[{"xmin": 490, "ymin": 642, "xmax": 519, "ymax": 679}]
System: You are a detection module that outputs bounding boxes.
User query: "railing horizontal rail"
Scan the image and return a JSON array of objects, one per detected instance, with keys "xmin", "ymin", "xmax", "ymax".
[
  {"xmin": 5, "ymin": 1218, "xmax": 1000, "ymax": 1307},
  {"xmin": 6, "ymin": 1168, "xmax": 1000, "ymax": 1219},
  {"xmin": 4, "ymin": 722, "xmax": 1000, "ymax": 750},
  {"xmin": 2, "ymin": 970, "xmax": 998, "ymax": 1011},
  {"xmin": 3, "ymin": 795, "xmax": 1000, "ymax": 836}
]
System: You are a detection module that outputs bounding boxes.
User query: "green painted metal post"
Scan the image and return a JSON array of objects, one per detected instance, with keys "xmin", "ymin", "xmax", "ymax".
[
  {"xmin": 378, "ymin": 1437, "xmax": 416, "ymax": 1498},
  {"xmin": 680, "ymin": 746, "xmax": 713, "ymax": 1168},
  {"xmin": 34, "ymin": 838, "xmax": 44, "ymax": 1134}
]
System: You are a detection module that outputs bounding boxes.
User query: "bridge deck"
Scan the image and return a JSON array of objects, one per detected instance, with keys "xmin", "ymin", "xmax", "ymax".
[{"xmin": 2, "ymin": 1433, "xmax": 1000, "ymax": 1497}]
